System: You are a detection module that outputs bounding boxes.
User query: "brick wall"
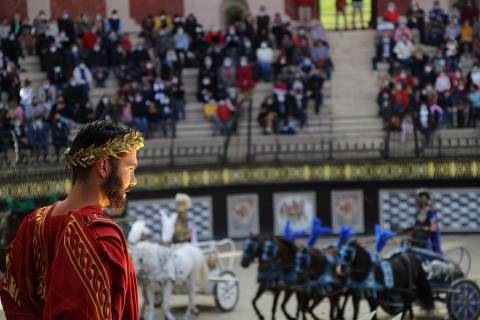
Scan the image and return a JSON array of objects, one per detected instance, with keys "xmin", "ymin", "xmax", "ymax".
[
  {"xmin": 129, "ymin": 0, "xmax": 184, "ymax": 24},
  {"xmin": 0, "ymin": 0, "xmax": 27, "ymax": 21}
]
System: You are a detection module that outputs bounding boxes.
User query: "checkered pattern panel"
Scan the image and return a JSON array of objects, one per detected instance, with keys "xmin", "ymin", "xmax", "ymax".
[
  {"xmin": 380, "ymin": 189, "xmax": 480, "ymax": 232},
  {"xmin": 128, "ymin": 197, "xmax": 213, "ymax": 241}
]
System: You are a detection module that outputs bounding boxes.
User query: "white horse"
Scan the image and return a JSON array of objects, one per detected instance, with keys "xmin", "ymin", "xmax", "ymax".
[{"xmin": 128, "ymin": 221, "xmax": 208, "ymax": 320}]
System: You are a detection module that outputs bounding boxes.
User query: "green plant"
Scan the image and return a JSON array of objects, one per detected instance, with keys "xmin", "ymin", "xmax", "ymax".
[{"xmin": 226, "ymin": 4, "xmax": 244, "ymax": 25}]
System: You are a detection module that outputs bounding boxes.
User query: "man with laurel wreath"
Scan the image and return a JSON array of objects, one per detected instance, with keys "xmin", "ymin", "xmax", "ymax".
[{"xmin": 0, "ymin": 121, "xmax": 143, "ymax": 319}]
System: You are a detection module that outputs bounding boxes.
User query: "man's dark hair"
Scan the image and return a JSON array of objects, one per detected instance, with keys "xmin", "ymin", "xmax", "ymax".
[{"xmin": 68, "ymin": 120, "xmax": 132, "ymax": 184}]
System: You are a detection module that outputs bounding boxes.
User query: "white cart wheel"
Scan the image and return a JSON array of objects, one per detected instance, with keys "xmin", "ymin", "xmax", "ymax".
[{"xmin": 214, "ymin": 271, "xmax": 239, "ymax": 312}]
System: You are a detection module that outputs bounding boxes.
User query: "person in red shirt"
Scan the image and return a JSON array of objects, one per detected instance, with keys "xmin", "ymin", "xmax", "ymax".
[
  {"xmin": 336, "ymin": 0, "xmax": 347, "ymax": 30},
  {"xmin": 0, "ymin": 121, "xmax": 142, "ymax": 319},
  {"xmin": 82, "ymin": 26, "xmax": 99, "ymax": 50},
  {"xmin": 237, "ymin": 56, "xmax": 256, "ymax": 98},
  {"xmin": 461, "ymin": 0, "xmax": 479, "ymax": 24},
  {"xmin": 297, "ymin": 0, "xmax": 314, "ymax": 29},
  {"xmin": 384, "ymin": 2, "xmax": 400, "ymax": 24}
]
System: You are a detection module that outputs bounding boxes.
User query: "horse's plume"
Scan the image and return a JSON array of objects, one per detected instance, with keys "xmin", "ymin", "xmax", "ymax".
[
  {"xmin": 374, "ymin": 224, "xmax": 396, "ymax": 253},
  {"xmin": 337, "ymin": 226, "xmax": 355, "ymax": 249},
  {"xmin": 307, "ymin": 218, "xmax": 331, "ymax": 248},
  {"xmin": 283, "ymin": 220, "xmax": 308, "ymax": 241}
]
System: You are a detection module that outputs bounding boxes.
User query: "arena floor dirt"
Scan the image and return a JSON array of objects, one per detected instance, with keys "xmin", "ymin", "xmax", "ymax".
[{"xmin": 1, "ymin": 235, "xmax": 479, "ymax": 320}]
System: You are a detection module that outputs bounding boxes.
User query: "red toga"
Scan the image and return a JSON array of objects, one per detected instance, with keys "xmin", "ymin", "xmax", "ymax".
[{"xmin": 0, "ymin": 203, "xmax": 139, "ymax": 320}]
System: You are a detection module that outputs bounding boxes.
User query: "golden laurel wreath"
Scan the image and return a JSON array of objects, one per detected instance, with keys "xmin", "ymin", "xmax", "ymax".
[{"xmin": 64, "ymin": 131, "xmax": 144, "ymax": 169}]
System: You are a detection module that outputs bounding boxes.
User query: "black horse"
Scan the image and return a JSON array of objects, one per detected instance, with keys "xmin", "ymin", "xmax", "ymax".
[
  {"xmin": 294, "ymin": 245, "xmax": 347, "ymax": 320},
  {"xmin": 338, "ymin": 241, "xmax": 434, "ymax": 320},
  {"xmin": 247, "ymin": 237, "xmax": 299, "ymax": 320}
]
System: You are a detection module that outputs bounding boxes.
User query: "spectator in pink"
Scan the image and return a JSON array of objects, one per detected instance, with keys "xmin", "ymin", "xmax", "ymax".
[{"xmin": 393, "ymin": 20, "xmax": 414, "ymax": 43}]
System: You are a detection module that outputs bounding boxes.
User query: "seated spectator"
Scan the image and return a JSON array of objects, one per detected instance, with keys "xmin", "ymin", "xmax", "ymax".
[
  {"xmin": 311, "ymin": 41, "xmax": 333, "ymax": 80},
  {"xmin": 218, "ymin": 57, "xmax": 236, "ymax": 94},
  {"xmin": 384, "ymin": 2, "xmax": 400, "ymax": 25},
  {"xmin": 170, "ymin": 76, "xmax": 186, "ymax": 120},
  {"xmin": 393, "ymin": 21, "xmax": 414, "ymax": 43},
  {"xmin": 461, "ymin": 20, "xmax": 474, "ymax": 56},
  {"xmin": 203, "ymin": 95, "xmax": 217, "ymax": 121},
  {"xmin": 461, "ymin": 0, "xmax": 479, "ymax": 24},
  {"xmin": 373, "ymin": 34, "xmax": 395, "ymax": 74},
  {"xmin": 468, "ymin": 85, "xmax": 480, "ymax": 127},
  {"xmin": 258, "ymin": 95, "xmax": 277, "ymax": 134},
  {"xmin": 444, "ymin": 18, "xmax": 461, "ymax": 40},
  {"xmin": 73, "ymin": 61, "xmax": 93, "ymax": 99},
  {"xmin": 236, "ymin": 56, "xmax": 256, "ymax": 98},
  {"xmin": 214, "ymin": 98, "xmax": 235, "ymax": 135},
  {"xmin": 50, "ymin": 111, "xmax": 69, "ymax": 162},
  {"xmin": 407, "ymin": 0, "xmax": 426, "ymax": 43},
  {"xmin": 87, "ymin": 39, "xmax": 110, "ymax": 87},
  {"xmin": 28, "ymin": 115, "xmax": 49, "ymax": 162},
  {"xmin": 256, "ymin": 42, "xmax": 274, "ymax": 82},
  {"xmin": 394, "ymin": 35, "xmax": 415, "ymax": 69},
  {"xmin": 173, "ymin": 27, "xmax": 190, "ymax": 66}
]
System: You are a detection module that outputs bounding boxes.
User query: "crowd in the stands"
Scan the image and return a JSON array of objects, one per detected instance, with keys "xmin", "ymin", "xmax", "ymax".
[{"xmin": 375, "ymin": 0, "xmax": 480, "ymax": 146}]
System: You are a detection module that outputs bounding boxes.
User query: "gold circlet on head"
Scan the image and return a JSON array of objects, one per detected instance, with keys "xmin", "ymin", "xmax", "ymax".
[{"xmin": 64, "ymin": 131, "xmax": 144, "ymax": 169}]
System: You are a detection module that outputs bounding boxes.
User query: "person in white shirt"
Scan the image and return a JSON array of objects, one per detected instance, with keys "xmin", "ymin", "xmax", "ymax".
[
  {"xmin": 73, "ymin": 61, "xmax": 93, "ymax": 97},
  {"xmin": 394, "ymin": 35, "xmax": 414, "ymax": 69},
  {"xmin": 256, "ymin": 42, "xmax": 274, "ymax": 81},
  {"xmin": 435, "ymin": 71, "xmax": 451, "ymax": 93}
]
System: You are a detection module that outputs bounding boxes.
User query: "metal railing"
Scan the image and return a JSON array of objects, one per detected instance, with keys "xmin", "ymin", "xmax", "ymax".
[{"xmin": 0, "ymin": 125, "xmax": 479, "ymax": 178}]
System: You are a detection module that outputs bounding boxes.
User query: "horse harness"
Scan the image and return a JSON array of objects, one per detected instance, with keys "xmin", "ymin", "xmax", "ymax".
[
  {"xmin": 257, "ymin": 240, "xmax": 296, "ymax": 288},
  {"xmin": 295, "ymin": 249, "xmax": 342, "ymax": 295},
  {"xmin": 347, "ymin": 253, "xmax": 395, "ymax": 299}
]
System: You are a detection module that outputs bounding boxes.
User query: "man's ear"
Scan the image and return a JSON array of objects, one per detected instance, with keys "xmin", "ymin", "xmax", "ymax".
[{"xmin": 96, "ymin": 159, "xmax": 110, "ymax": 178}]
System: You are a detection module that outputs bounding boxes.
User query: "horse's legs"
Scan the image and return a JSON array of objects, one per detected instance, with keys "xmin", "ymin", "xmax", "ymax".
[
  {"xmin": 401, "ymin": 295, "xmax": 414, "ymax": 320},
  {"xmin": 308, "ymin": 293, "xmax": 324, "ymax": 320},
  {"xmin": 252, "ymin": 285, "xmax": 266, "ymax": 320},
  {"xmin": 271, "ymin": 289, "xmax": 280, "ymax": 320},
  {"xmin": 329, "ymin": 295, "xmax": 340, "ymax": 320},
  {"xmin": 185, "ymin": 274, "xmax": 198, "ymax": 318},
  {"xmin": 280, "ymin": 288, "xmax": 295, "ymax": 320},
  {"xmin": 352, "ymin": 294, "xmax": 361, "ymax": 320},
  {"xmin": 295, "ymin": 291, "xmax": 305, "ymax": 320},
  {"xmin": 145, "ymin": 286, "xmax": 157, "ymax": 320},
  {"xmin": 163, "ymin": 281, "xmax": 175, "ymax": 320},
  {"xmin": 367, "ymin": 297, "xmax": 378, "ymax": 320},
  {"xmin": 336, "ymin": 293, "xmax": 349, "ymax": 320}
]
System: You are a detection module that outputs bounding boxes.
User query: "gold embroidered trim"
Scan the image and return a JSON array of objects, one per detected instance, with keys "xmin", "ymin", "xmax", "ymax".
[
  {"xmin": 2, "ymin": 251, "xmax": 20, "ymax": 305},
  {"xmin": 64, "ymin": 216, "xmax": 111, "ymax": 320},
  {"xmin": 32, "ymin": 206, "xmax": 49, "ymax": 300},
  {"xmin": 64, "ymin": 131, "xmax": 144, "ymax": 169}
]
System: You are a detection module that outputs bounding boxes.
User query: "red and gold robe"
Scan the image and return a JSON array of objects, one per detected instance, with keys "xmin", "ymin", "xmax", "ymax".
[{"xmin": 0, "ymin": 203, "xmax": 139, "ymax": 319}]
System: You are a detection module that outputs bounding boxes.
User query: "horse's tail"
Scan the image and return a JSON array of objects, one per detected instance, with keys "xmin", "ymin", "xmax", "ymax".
[{"xmin": 413, "ymin": 257, "xmax": 434, "ymax": 310}]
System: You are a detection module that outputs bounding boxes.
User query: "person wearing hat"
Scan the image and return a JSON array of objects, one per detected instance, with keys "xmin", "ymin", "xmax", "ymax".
[{"xmin": 413, "ymin": 189, "xmax": 442, "ymax": 254}]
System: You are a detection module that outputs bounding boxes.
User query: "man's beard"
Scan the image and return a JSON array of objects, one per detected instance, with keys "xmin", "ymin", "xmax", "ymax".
[{"xmin": 101, "ymin": 169, "xmax": 129, "ymax": 208}]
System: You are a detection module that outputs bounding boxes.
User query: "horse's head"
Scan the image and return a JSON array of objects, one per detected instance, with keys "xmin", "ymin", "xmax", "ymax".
[
  {"xmin": 130, "ymin": 241, "xmax": 161, "ymax": 281},
  {"xmin": 337, "ymin": 241, "xmax": 370, "ymax": 276},
  {"xmin": 241, "ymin": 234, "xmax": 265, "ymax": 268},
  {"xmin": 127, "ymin": 220, "xmax": 152, "ymax": 244},
  {"xmin": 258, "ymin": 238, "xmax": 278, "ymax": 272}
]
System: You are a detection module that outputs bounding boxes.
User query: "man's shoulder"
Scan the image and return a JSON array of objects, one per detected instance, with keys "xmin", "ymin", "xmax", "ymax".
[{"xmin": 70, "ymin": 210, "xmax": 125, "ymax": 241}]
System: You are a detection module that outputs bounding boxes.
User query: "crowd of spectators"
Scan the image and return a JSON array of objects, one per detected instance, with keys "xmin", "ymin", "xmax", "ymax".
[
  {"xmin": 187, "ymin": 12, "xmax": 332, "ymax": 135},
  {"xmin": 0, "ymin": 6, "xmax": 332, "ymax": 164},
  {"xmin": 374, "ymin": 0, "xmax": 480, "ymax": 147}
]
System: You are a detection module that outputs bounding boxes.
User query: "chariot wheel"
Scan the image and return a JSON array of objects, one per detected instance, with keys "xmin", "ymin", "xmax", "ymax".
[
  {"xmin": 447, "ymin": 279, "xmax": 480, "ymax": 320},
  {"xmin": 214, "ymin": 271, "xmax": 239, "ymax": 312}
]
